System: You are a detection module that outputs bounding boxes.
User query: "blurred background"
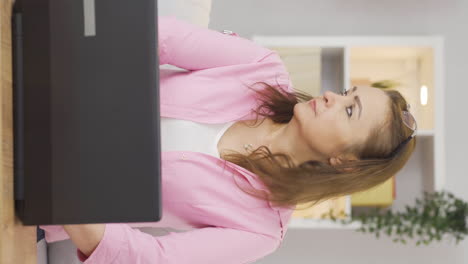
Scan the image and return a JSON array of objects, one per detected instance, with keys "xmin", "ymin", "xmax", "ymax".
[{"xmin": 162, "ymin": 0, "xmax": 468, "ymax": 263}]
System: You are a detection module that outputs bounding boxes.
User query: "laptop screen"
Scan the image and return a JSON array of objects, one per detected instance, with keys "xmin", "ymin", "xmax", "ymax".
[{"xmin": 14, "ymin": 0, "xmax": 161, "ymax": 225}]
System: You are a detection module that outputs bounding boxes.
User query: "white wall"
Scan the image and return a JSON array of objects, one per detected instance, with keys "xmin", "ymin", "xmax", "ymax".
[{"xmin": 209, "ymin": 0, "xmax": 468, "ymax": 263}]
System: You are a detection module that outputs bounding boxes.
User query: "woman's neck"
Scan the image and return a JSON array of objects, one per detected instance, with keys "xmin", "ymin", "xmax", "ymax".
[
  {"xmin": 219, "ymin": 117, "xmax": 325, "ymax": 166},
  {"xmin": 259, "ymin": 118, "xmax": 327, "ymax": 166}
]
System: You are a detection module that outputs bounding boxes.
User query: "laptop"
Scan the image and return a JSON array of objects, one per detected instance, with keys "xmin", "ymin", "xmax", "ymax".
[{"xmin": 13, "ymin": 0, "xmax": 161, "ymax": 225}]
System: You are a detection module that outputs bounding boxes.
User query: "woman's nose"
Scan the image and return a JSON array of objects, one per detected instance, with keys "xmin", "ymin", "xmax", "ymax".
[
  {"xmin": 323, "ymin": 91, "xmax": 337, "ymax": 107},
  {"xmin": 323, "ymin": 90, "xmax": 349, "ymax": 108}
]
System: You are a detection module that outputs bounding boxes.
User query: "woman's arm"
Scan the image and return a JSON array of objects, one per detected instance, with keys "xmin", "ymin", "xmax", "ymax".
[
  {"xmin": 63, "ymin": 224, "xmax": 105, "ymax": 257},
  {"xmin": 65, "ymin": 223, "xmax": 280, "ymax": 264},
  {"xmin": 159, "ymin": 16, "xmax": 276, "ymax": 70}
]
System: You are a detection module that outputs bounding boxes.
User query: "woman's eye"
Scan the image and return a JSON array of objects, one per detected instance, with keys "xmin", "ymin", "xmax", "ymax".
[
  {"xmin": 346, "ymin": 106, "xmax": 353, "ymax": 117},
  {"xmin": 341, "ymin": 90, "xmax": 352, "ymax": 117}
]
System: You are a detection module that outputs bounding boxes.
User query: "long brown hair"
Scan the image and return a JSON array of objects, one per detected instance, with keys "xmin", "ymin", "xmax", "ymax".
[{"xmin": 221, "ymin": 82, "xmax": 416, "ymax": 209}]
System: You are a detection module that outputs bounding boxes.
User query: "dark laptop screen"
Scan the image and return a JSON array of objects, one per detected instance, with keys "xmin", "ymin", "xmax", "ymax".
[{"xmin": 14, "ymin": 0, "xmax": 161, "ymax": 225}]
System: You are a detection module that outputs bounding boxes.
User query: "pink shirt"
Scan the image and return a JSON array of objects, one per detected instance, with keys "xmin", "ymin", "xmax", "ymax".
[{"xmin": 40, "ymin": 16, "xmax": 296, "ymax": 264}]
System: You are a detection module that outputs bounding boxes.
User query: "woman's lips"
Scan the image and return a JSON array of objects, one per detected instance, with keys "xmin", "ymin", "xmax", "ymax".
[{"xmin": 309, "ymin": 100, "xmax": 316, "ymax": 115}]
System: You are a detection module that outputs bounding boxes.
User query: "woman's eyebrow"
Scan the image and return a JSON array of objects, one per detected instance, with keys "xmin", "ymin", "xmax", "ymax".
[
  {"xmin": 355, "ymin": 95, "xmax": 362, "ymax": 119},
  {"xmin": 351, "ymin": 87, "xmax": 362, "ymax": 119}
]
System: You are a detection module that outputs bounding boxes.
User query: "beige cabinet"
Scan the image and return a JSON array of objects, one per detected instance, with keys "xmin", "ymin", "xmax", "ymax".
[{"xmin": 269, "ymin": 47, "xmax": 322, "ymax": 97}]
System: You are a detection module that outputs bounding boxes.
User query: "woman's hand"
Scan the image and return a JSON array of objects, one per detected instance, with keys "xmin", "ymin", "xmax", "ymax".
[{"xmin": 63, "ymin": 224, "xmax": 106, "ymax": 257}]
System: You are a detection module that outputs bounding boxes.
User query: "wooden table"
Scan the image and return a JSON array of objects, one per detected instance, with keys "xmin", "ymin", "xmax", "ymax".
[{"xmin": 0, "ymin": 0, "xmax": 37, "ymax": 263}]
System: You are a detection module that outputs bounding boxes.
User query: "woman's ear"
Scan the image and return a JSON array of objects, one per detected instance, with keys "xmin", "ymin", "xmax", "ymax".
[
  {"xmin": 329, "ymin": 154, "xmax": 358, "ymax": 172},
  {"xmin": 329, "ymin": 157, "xmax": 343, "ymax": 166},
  {"xmin": 329, "ymin": 154, "xmax": 357, "ymax": 165}
]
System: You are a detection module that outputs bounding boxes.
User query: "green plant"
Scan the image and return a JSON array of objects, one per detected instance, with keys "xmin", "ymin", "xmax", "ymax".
[{"xmin": 322, "ymin": 190, "xmax": 468, "ymax": 246}]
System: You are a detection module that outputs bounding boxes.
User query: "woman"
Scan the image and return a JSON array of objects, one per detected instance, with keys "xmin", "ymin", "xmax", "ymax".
[{"xmin": 40, "ymin": 16, "xmax": 416, "ymax": 263}]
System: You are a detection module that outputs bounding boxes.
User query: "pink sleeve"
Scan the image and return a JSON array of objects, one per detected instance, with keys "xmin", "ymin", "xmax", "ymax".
[
  {"xmin": 158, "ymin": 16, "xmax": 276, "ymax": 70},
  {"xmin": 77, "ymin": 223, "xmax": 280, "ymax": 264}
]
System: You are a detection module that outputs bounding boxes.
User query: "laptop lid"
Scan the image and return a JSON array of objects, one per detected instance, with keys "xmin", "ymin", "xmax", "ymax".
[{"xmin": 13, "ymin": 0, "xmax": 161, "ymax": 225}]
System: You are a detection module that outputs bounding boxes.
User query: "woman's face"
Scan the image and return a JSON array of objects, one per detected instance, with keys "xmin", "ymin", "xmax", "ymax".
[{"xmin": 293, "ymin": 86, "xmax": 390, "ymax": 160}]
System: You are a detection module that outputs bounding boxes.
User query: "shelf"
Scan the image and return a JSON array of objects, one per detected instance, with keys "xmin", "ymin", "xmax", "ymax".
[
  {"xmin": 320, "ymin": 47, "xmax": 345, "ymax": 94},
  {"xmin": 267, "ymin": 46, "xmax": 321, "ymax": 96},
  {"xmin": 416, "ymin": 130, "xmax": 434, "ymax": 137},
  {"xmin": 253, "ymin": 35, "xmax": 445, "ymax": 228}
]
